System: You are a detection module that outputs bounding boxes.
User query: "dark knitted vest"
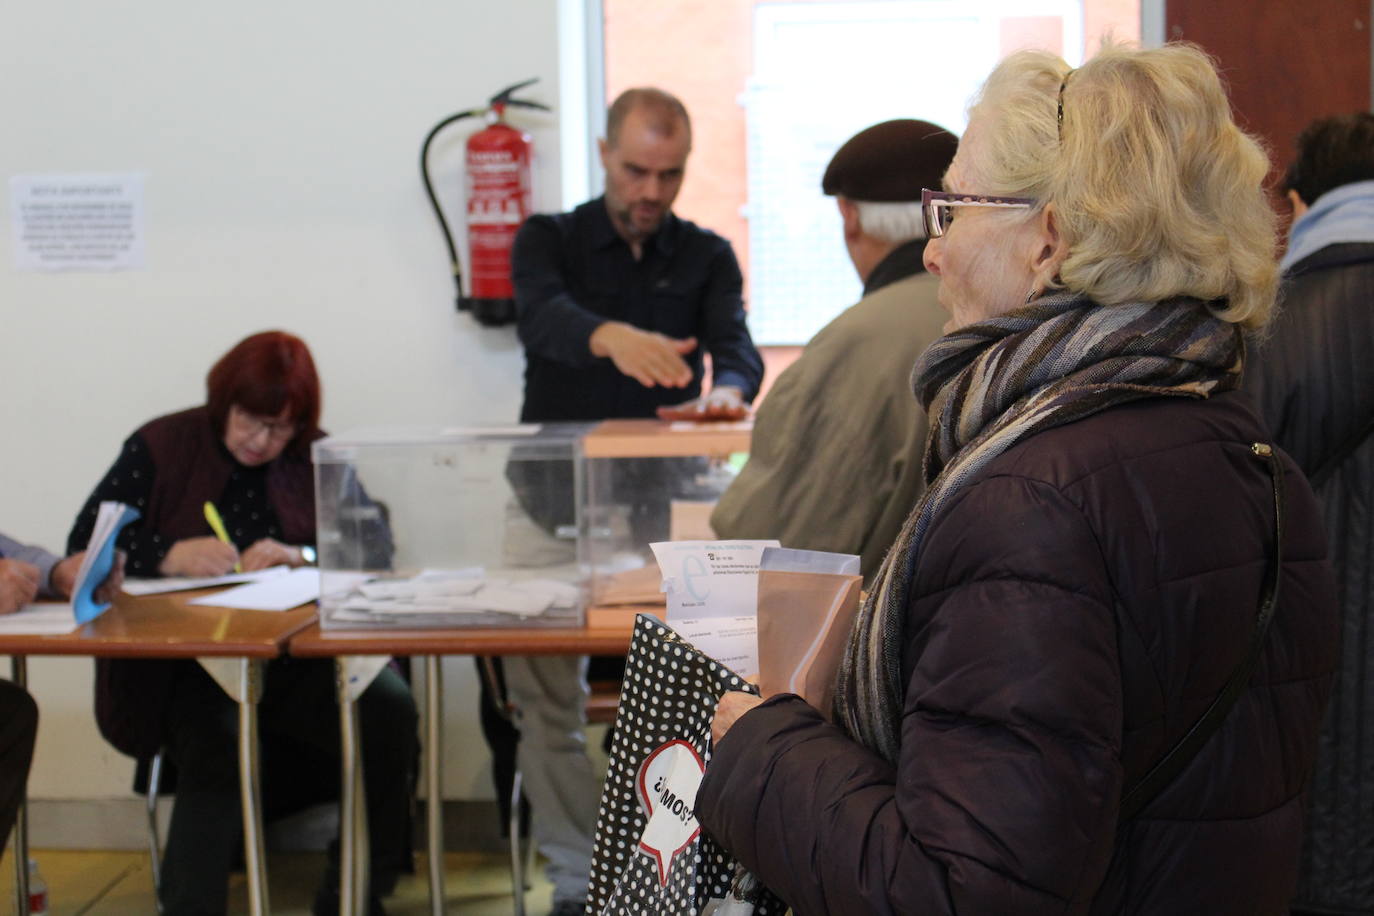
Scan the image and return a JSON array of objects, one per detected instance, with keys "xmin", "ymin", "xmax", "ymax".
[
  {"xmin": 95, "ymin": 406, "xmax": 319, "ymax": 760},
  {"xmin": 136, "ymin": 406, "xmax": 317, "ymax": 547}
]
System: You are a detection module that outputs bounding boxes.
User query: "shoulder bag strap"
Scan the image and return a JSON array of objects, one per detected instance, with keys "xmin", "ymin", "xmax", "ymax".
[{"xmin": 1118, "ymin": 442, "xmax": 1285, "ymax": 822}]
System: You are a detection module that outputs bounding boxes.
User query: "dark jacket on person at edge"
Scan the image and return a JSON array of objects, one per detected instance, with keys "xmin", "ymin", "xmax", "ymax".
[{"xmin": 1246, "ymin": 241, "xmax": 1374, "ymax": 914}]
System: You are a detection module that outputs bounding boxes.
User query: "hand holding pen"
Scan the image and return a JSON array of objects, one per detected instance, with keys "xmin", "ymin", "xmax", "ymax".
[
  {"xmin": 153, "ymin": 503, "xmax": 241, "ymax": 577},
  {"xmin": 158, "ymin": 537, "xmax": 240, "ymax": 578},
  {"xmin": 202, "ymin": 502, "xmax": 242, "ymax": 573},
  {"xmin": 204, "ymin": 501, "xmax": 305, "ymax": 572}
]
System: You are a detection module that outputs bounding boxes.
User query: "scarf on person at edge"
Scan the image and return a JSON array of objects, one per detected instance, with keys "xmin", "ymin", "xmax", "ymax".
[{"xmin": 832, "ymin": 289, "xmax": 1245, "ymax": 762}]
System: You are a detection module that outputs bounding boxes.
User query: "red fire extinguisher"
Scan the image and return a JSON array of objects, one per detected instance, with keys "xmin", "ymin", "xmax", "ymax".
[{"xmin": 421, "ymin": 78, "xmax": 550, "ymax": 326}]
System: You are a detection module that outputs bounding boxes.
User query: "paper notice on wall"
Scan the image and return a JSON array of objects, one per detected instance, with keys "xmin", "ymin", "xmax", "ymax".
[{"xmin": 9, "ymin": 173, "xmax": 146, "ymax": 271}]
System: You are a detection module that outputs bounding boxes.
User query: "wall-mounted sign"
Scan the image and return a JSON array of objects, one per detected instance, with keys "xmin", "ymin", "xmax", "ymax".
[{"xmin": 10, "ymin": 172, "xmax": 146, "ymax": 271}]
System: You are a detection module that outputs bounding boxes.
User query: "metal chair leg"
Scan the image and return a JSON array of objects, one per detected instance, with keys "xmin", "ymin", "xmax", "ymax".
[
  {"xmin": 147, "ymin": 750, "xmax": 165, "ymax": 914},
  {"xmin": 524, "ymin": 808, "xmax": 537, "ymax": 890},
  {"xmin": 479, "ymin": 656, "xmax": 533, "ymax": 915},
  {"xmin": 509, "ymin": 768, "xmax": 526, "ymax": 916},
  {"xmin": 11, "ymin": 658, "xmax": 28, "ymax": 916}
]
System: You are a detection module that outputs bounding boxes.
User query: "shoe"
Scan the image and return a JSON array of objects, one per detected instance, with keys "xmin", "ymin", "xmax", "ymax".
[{"xmin": 549, "ymin": 900, "xmax": 588, "ymax": 916}]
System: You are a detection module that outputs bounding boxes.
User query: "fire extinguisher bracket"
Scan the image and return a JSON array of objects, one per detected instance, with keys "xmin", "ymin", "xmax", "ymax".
[
  {"xmin": 459, "ymin": 296, "xmax": 517, "ymax": 327},
  {"xmin": 421, "ymin": 78, "xmax": 551, "ymax": 327}
]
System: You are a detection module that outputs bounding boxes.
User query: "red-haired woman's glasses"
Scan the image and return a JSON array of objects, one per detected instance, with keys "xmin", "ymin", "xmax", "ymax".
[{"xmin": 230, "ymin": 406, "xmax": 298, "ymax": 442}]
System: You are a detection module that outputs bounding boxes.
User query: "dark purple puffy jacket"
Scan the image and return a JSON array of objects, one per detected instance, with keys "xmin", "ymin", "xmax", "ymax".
[{"xmin": 698, "ymin": 389, "xmax": 1339, "ymax": 915}]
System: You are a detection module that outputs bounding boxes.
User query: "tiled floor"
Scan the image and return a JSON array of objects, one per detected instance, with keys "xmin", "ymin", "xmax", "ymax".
[{"xmin": 0, "ymin": 848, "xmax": 553, "ymax": 915}]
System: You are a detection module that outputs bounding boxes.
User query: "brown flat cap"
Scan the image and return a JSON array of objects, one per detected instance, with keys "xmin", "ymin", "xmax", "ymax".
[{"xmin": 821, "ymin": 119, "xmax": 959, "ymax": 202}]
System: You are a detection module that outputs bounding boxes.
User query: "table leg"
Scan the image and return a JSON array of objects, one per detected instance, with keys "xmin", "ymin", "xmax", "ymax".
[
  {"xmin": 10, "ymin": 657, "xmax": 27, "ymax": 916},
  {"xmin": 335, "ymin": 657, "xmax": 389, "ymax": 916},
  {"xmin": 338, "ymin": 666, "xmax": 367, "ymax": 916},
  {"xmin": 424, "ymin": 656, "xmax": 443, "ymax": 916},
  {"xmin": 197, "ymin": 657, "xmax": 267, "ymax": 916}
]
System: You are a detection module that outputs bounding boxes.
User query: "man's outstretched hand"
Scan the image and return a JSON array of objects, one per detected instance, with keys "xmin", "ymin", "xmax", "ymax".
[{"xmin": 590, "ymin": 321, "xmax": 697, "ymax": 388}]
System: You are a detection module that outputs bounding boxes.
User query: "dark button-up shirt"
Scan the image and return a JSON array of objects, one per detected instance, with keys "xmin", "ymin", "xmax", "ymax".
[{"xmin": 512, "ymin": 196, "xmax": 763, "ymax": 422}]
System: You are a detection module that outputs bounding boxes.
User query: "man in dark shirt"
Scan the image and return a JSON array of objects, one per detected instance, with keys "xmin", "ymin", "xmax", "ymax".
[
  {"xmin": 513, "ymin": 86, "xmax": 763, "ymax": 420},
  {"xmin": 498, "ymin": 88, "xmax": 762, "ymax": 916}
]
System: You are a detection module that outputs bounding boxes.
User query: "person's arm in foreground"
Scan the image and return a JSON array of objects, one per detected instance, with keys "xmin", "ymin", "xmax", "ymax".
[{"xmin": 1, "ymin": 533, "xmax": 122, "ymax": 610}]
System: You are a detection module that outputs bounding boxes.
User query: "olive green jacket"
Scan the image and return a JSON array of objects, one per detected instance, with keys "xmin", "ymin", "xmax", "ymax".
[{"xmin": 712, "ymin": 268, "xmax": 944, "ymax": 582}]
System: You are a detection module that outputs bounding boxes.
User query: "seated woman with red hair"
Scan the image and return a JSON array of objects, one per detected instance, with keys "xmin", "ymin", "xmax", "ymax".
[{"xmin": 68, "ymin": 330, "xmax": 415, "ymax": 916}]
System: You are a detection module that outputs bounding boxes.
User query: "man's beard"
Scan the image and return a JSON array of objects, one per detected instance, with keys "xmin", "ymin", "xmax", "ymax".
[{"xmin": 615, "ymin": 200, "xmax": 665, "ymax": 240}]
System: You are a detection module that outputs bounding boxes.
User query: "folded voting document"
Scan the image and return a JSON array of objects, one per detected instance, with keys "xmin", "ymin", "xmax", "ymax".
[{"xmin": 72, "ymin": 501, "xmax": 140, "ymax": 624}]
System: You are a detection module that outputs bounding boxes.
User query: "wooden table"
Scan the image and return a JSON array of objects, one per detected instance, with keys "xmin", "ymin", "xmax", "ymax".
[
  {"xmin": 0, "ymin": 591, "xmax": 316, "ymax": 916},
  {"xmin": 288, "ymin": 612, "xmax": 651, "ymax": 916},
  {"xmin": 581, "ymin": 418, "xmax": 752, "ymax": 459}
]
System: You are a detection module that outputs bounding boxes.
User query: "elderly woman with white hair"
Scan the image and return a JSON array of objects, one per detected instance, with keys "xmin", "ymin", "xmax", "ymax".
[{"xmin": 697, "ymin": 43, "xmax": 1339, "ymax": 914}]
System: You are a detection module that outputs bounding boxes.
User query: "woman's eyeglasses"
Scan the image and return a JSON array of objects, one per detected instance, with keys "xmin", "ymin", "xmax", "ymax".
[
  {"xmin": 231, "ymin": 406, "xmax": 298, "ymax": 441},
  {"xmin": 921, "ymin": 188, "xmax": 1037, "ymax": 238}
]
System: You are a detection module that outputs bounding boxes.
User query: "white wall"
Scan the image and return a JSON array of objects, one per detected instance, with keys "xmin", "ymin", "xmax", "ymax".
[{"xmin": 1, "ymin": 0, "xmax": 579, "ymax": 812}]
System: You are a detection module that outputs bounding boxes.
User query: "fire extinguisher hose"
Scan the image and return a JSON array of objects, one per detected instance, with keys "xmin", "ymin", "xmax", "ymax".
[
  {"xmin": 420, "ymin": 79, "xmax": 547, "ymax": 321},
  {"xmin": 420, "ymin": 108, "xmax": 484, "ymax": 310}
]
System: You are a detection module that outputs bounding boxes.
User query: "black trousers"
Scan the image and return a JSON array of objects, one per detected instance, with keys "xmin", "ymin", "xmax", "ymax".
[
  {"xmin": 158, "ymin": 658, "xmax": 417, "ymax": 916},
  {"xmin": 0, "ymin": 679, "xmax": 37, "ymax": 845}
]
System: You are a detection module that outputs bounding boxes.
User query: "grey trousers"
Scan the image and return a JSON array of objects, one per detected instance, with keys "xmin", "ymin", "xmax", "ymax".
[
  {"xmin": 504, "ymin": 654, "xmax": 600, "ymax": 904},
  {"xmin": 501, "ymin": 500, "xmax": 600, "ymax": 904}
]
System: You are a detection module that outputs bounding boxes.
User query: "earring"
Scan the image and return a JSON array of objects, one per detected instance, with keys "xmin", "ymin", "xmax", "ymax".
[{"xmin": 1025, "ymin": 286, "xmax": 1039, "ymax": 304}]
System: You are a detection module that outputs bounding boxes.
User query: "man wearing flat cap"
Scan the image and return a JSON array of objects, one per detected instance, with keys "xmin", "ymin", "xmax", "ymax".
[{"xmin": 712, "ymin": 119, "xmax": 958, "ymax": 581}]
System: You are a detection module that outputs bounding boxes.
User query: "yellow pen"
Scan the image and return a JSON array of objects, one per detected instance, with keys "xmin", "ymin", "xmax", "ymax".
[{"xmin": 203, "ymin": 501, "xmax": 242, "ymax": 573}]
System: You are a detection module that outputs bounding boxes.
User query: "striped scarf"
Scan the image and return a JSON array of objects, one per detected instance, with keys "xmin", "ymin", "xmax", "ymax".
[{"xmin": 833, "ymin": 290, "xmax": 1244, "ymax": 762}]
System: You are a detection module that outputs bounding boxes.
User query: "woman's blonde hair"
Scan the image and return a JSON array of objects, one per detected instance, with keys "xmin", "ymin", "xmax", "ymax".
[{"xmin": 964, "ymin": 42, "xmax": 1278, "ymax": 328}]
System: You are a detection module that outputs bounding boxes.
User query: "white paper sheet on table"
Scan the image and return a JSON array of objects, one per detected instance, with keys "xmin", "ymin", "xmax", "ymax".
[
  {"xmin": 122, "ymin": 566, "xmax": 290, "ymax": 596},
  {"xmin": 0, "ymin": 602, "xmax": 79, "ymax": 635},
  {"xmin": 189, "ymin": 568, "xmax": 320, "ymax": 612}
]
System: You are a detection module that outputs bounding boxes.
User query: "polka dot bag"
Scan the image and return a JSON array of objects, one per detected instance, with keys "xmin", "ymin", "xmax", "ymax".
[{"xmin": 586, "ymin": 614, "xmax": 787, "ymax": 915}]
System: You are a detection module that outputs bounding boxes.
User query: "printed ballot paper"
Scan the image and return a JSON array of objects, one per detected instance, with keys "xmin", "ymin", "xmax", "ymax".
[{"xmin": 648, "ymin": 539, "xmax": 778, "ymax": 677}]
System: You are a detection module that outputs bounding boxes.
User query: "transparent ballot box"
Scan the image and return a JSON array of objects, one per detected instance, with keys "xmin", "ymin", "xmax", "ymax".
[
  {"xmin": 313, "ymin": 424, "xmax": 590, "ymax": 630},
  {"xmin": 582, "ymin": 419, "xmax": 753, "ymax": 609}
]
